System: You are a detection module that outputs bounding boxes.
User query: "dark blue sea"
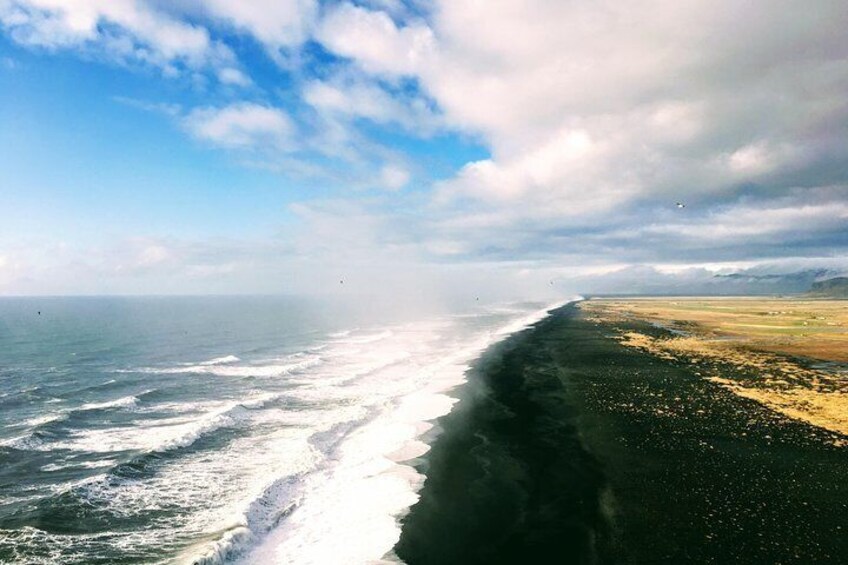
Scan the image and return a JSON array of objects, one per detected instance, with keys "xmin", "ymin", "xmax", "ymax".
[{"xmin": 0, "ymin": 296, "xmax": 560, "ymax": 564}]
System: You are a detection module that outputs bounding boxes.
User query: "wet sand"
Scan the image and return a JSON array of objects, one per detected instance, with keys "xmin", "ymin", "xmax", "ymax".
[{"xmin": 394, "ymin": 303, "xmax": 847, "ymax": 564}]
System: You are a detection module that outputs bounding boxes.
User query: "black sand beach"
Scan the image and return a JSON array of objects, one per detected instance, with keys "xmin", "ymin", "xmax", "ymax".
[{"xmin": 394, "ymin": 303, "xmax": 848, "ymax": 564}]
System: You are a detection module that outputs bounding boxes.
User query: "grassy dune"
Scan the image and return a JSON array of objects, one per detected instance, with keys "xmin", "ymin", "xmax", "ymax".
[{"xmin": 581, "ymin": 297, "xmax": 848, "ymax": 438}]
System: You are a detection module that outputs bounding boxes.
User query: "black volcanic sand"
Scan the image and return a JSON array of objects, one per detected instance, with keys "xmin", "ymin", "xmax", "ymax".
[{"xmin": 393, "ymin": 303, "xmax": 848, "ymax": 564}]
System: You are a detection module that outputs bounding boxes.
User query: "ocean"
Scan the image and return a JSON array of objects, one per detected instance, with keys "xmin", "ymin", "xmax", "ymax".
[{"xmin": 0, "ymin": 296, "xmax": 562, "ymax": 564}]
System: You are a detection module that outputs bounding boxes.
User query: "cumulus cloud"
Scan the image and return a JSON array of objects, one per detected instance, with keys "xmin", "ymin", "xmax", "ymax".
[
  {"xmin": 183, "ymin": 102, "xmax": 294, "ymax": 150},
  {"xmin": 0, "ymin": 0, "xmax": 232, "ymax": 74},
  {"xmin": 318, "ymin": 1, "xmax": 848, "ymax": 207},
  {"xmin": 305, "ymin": 0, "xmax": 848, "ymax": 272},
  {"xmin": 2, "ymin": 0, "xmax": 848, "ymax": 295},
  {"xmin": 200, "ymin": 0, "xmax": 317, "ymax": 50},
  {"xmin": 303, "ymin": 75, "xmax": 440, "ymax": 133},
  {"xmin": 217, "ymin": 67, "xmax": 251, "ymax": 87},
  {"xmin": 379, "ymin": 164, "xmax": 410, "ymax": 190},
  {"xmin": 0, "ymin": 0, "xmax": 314, "ymax": 77},
  {"xmin": 640, "ymin": 198, "xmax": 848, "ymax": 242},
  {"xmin": 316, "ymin": 2, "xmax": 434, "ymax": 76}
]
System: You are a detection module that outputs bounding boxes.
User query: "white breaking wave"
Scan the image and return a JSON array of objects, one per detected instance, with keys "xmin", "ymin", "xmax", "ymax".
[
  {"xmin": 79, "ymin": 394, "xmax": 140, "ymax": 412},
  {"xmin": 327, "ymin": 330, "xmax": 353, "ymax": 338},
  {"xmin": 187, "ymin": 473, "xmax": 306, "ymax": 565},
  {"xmin": 153, "ymin": 405, "xmax": 249, "ymax": 453},
  {"xmin": 21, "ymin": 413, "xmax": 67, "ymax": 427},
  {"xmin": 201, "ymin": 355, "xmax": 241, "ymax": 366},
  {"xmin": 41, "ymin": 459, "xmax": 117, "ymax": 472},
  {"xmin": 143, "ymin": 393, "xmax": 279, "ymax": 454},
  {"xmin": 3, "ymin": 300, "xmax": 572, "ymax": 564},
  {"xmin": 340, "ymin": 330, "xmax": 394, "ymax": 344},
  {"xmin": 190, "ymin": 299, "xmax": 574, "ymax": 565},
  {"xmin": 0, "ymin": 393, "xmax": 149, "ymax": 451},
  {"xmin": 0, "ymin": 433, "xmax": 45, "ymax": 450},
  {"xmin": 131, "ymin": 354, "xmax": 322, "ymax": 378},
  {"xmin": 43, "ymin": 395, "xmax": 276, "ymax": 455}
]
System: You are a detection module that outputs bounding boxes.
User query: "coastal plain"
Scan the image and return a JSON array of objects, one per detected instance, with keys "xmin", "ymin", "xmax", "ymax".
[{"xmin": 580, "ymin": 297, "xmax": 848, "ymax": 437}]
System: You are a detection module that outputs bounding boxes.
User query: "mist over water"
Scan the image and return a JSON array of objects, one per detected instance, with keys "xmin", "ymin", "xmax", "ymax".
[{"xmin": 0, "ymin": 296, "xmax": 562, "ymax": 564}]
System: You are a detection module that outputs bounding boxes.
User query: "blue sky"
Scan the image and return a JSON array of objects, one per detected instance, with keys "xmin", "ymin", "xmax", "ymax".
[{"xmin": 1, "ymin": 1, "xmax": 847, "ymax": 296}]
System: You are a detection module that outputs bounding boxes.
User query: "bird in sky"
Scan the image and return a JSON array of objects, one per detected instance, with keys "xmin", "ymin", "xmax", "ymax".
[{"xmin": 676, "ymin": 202, "xmax": 686, "ymax": 208}]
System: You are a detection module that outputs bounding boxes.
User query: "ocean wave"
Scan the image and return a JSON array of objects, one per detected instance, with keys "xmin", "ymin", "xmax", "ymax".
[
  {"xmin": 129, "ymin": 355, "xmax": 322, "ymax": 379},
  {"xmin": 78, "ymin": 394, "xmax": 141, "ymax": 412},
  {"xmin": 187, "ymin": 475, "xmax": 305, "ymax": 565},
  {"xmin": 228, "ymin": 299, "xmax": 575, "ymax": 564},
  {"xmin": 19, "ymin": 398, "xmax": 283, "ymax": 527},
  {"xmin": 41, "ymin": 459, "xmax": 117, "ymax": 472},
  {"xmin": 135, "ymin": 394, "xmax": 278, "ymax": 454},
  {"xmin": 0, "ymin": 432, "xmax": 47, "ymax": 451},
  {"xmin": 22, "ymin": 413, "xmax": 68, "ymax": 427},
  {"xmin": 183, "ymin": 414, "xmax": 367, "ymax": 564},
  {"xmin": 133, "ymin": 396, "xmax": 276, "ymax": 455},
  {"xmin": 339, "ymin": 330, "xmax": 394, "ymax": 344},
  {"xmin": 0, "ymin": 301, "xmax": 575, "ymax": 564},
  {"xmin": 152, "ymin": 406, "xmax": 249, "ymax": 453},
  {"xmin": 1, "ymin": 393, "xmax": 149, "ymax": 451},
  {"xmin": 5, "ymin": 394, "xmax": 271, "ymax": 455},
  {"xmin": 327, "ymin": 329, "xmax": 354, "ymax": 338},
  {"xmin": 200, "ymin": 355, "xmax": 241, "ymax": 366}
]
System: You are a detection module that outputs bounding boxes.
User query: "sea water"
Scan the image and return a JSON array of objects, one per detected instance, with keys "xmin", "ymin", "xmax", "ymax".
[{"xmin": 0, "ymin": 296, "xmax": 563, "ymax": 564}]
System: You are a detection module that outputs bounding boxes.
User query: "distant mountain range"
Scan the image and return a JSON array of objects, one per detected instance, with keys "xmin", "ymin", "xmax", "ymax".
[
  {"xmin": 712, "ymin": 269, "xmax": 834, "ymax": 295},
  {"xmin": 580, "ymin": 267, "xmax": 848, "ymax": 296},
  {"xmin": 807, "ymin": 276, "xmax": 848, "ymax": 298}
]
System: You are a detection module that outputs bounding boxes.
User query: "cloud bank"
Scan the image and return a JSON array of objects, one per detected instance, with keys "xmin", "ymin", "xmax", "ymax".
[{"xmin": 1, "ymin": 0, "xmax": 847, "ymax": 295}]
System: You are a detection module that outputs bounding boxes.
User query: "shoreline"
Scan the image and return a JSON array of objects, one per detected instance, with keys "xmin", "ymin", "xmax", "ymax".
[{"xmin": 394, "ymin": 303, "xmax": 848, "ymax": 564}]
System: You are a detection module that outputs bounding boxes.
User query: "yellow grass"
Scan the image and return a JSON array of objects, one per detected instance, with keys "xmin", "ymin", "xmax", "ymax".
[
  {"xmin": 582, "ymin": 297, "xmax": 848, "ymax": 362},
  {"xmin": 580, "ymin": 297, "xmax": 848, "ymax": 439}
]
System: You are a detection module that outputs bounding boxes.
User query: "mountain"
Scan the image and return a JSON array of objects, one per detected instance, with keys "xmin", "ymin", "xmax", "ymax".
[
  {"xmin": 808, "ymin": 277, "xmax": 848, "ymax": 298},
  {"xmin": 712, "ymin": 269, "xmax": 833, "ymax": 295},
  {"xmin": 577, "ymin": 267, "xmax": 841, "ymax": 296}
]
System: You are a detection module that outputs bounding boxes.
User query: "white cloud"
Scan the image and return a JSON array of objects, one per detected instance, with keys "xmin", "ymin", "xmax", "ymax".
[
  {"xmin": 113, "ymin": 239, "xmax": 176, "ymax": 273},
  {"xmin": 304, "ymin": 78, "xmax": 404, "ymax": 123},
  {"xmin": 724, "ymin": 141, "xmax": 809, "ymax": 178},
  {"xmin": 303, "ymin": 75, "xmax": 440, "ymax": 133},
  {"xmin": 201, "ymin": 0, "xmax": 317, "ymax": 50},
  {"xmin": 0, "ymin": 0, "xmax": 231, "ymax": 72},
  {"xmin": 316, "ymin": 2, "xmax": 434, "ymax": 76},
  {"xmin": 379, "ymin": 164, "xmax": 410, "ymax": 190},
  {"xmin": 0, "ymin": 0, "xmax": 325, "ymax": 79},
  {"xmin": 316, "ymin": 0, "xmax": 848, "ymax": 224},
  {"xmin": 3, "ymin": 0, "xmax": 848, "ymax": 293},
  {"xmin": 113, "ymin": 95, "xmax": 181, "ymax": 116},
  {"xmin": 641, "ymin": 198, "xmax": 848, "ymax": 241},
  {"xmin": 217, "ymin": 67, "xmax": 251, "ymax": 87},
  {"xmin": 183, "ymin": 103, "xmax": 294, "ymax": 150}
]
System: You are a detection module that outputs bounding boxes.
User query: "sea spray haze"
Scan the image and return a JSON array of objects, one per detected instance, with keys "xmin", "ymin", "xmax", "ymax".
[{"xmin": 0, "ymin": 295, "xmax": 566, "ymax": 563}]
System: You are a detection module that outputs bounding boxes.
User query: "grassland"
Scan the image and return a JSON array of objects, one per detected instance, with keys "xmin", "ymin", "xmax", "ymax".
[{"xmin": 580, "ymin": 297, "xmax": 848, "ymax": 438}]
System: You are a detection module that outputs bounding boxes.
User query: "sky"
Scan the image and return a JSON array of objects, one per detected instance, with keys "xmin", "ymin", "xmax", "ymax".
[{"xmin": 1, "ymin": 0, "xmax": 847, "ymax": 298}]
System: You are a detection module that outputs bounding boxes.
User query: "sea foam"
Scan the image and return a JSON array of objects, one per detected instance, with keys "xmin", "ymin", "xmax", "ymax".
[{"xmin": 217, "ymin": 299, "xmax": 573, "ymax": 564}]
